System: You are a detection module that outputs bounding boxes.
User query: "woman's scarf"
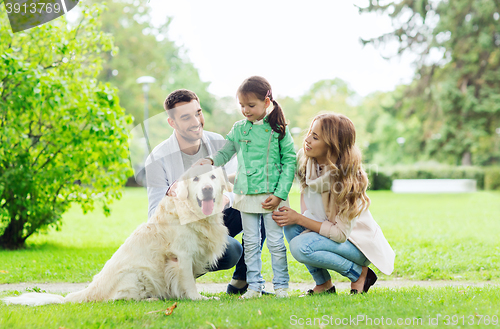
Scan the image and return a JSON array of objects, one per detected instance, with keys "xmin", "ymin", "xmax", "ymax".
[{"xmin": 303, "ymin": 156, "xmax": 338, "ymax": 224}]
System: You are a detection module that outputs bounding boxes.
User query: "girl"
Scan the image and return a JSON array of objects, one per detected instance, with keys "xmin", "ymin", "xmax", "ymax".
[
  {"xmin": 272, "ymin": 113, "xmax": 395, "ymax": 295},
  {"xmin": 197, "ymin": 76, "xmax": 296, "ymax": 298}
]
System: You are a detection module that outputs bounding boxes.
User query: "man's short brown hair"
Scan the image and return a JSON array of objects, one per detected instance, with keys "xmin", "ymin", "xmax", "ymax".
[{"xmin": 164, "ymin": 89, "xmax": 199, "ymax": 112}]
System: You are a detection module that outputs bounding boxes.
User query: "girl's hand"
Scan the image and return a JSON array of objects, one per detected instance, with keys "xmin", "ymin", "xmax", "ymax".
[
  {"xmin": 192, "ymin": 158, "xmax": 213, "ymax": 167},
  {"xmin": 261, "ymin": 195, "xmax": 281, "ymax": 210},
  {"xmin": 272, "ymin": 206, "xmax": 300, "ymax": 227}
]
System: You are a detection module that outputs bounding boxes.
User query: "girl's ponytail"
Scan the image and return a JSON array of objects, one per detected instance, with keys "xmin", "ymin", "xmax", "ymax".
[{"xmin": 268, "ymin": 98, "xmax": 287, "ymax": 140}]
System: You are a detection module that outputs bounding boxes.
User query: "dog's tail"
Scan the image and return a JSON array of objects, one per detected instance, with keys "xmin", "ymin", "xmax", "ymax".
[{"xmin": 2, "ymin": 292, "xmax": 66, "ymax": 306}]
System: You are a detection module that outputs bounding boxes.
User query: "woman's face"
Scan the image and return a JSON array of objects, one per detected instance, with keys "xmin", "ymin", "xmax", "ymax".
[{"xmin": 304, "ymin": 120, "xmax": 329, "ymax": 164}]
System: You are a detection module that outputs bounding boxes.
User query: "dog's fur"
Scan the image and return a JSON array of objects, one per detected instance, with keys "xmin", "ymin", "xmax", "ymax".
[{"xmin": 3, "ymin": 165, "xmax": 230, "ymax": 305}]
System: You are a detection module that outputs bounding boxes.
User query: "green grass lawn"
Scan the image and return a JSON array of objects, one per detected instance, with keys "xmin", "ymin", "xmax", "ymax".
[
  {"xmin": 1, "ymin": 188, "xmax": 499, "ymax": 328},
  {"xmin": 1, "ymin": 286, "xmax": 499, "ymax": 328},
  {"xmin": 1, "ymin": 188, "xmax": 499, "ymax": 284}
]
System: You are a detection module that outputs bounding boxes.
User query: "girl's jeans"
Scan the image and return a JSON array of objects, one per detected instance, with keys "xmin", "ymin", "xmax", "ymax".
[
  {"xmin": 241, "ymin": 212, "xmax": 289, "ymax": 292},
  {"xmin": 284, "ymin": 224, "xmax": 371, "ymax": 284}
]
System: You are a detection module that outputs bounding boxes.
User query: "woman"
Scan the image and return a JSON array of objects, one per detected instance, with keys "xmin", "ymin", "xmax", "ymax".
[{"xmin": 272, "ymin": 113, "xmax": 395, "ymax": 294}]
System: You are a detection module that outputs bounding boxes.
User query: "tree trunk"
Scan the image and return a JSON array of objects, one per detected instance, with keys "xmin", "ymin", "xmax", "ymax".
[
  {"xmin": 0, "ymin": 217, "xmax": 27, "ymax": 250},
  {"xmin": 461, "ymin": 151, "xmax": 472, "ymax": 166}
]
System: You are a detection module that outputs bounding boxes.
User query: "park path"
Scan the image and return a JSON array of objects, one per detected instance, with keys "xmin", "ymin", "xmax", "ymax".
[{"xmin": 0, "ymin": 280, "xmax": 497, "ymax": 294}]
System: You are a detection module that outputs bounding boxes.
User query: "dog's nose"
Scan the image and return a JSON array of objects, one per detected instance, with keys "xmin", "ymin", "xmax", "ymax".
[{"xmin": 202, "ymin": 184, "xmax": 213, "ymax": 198}]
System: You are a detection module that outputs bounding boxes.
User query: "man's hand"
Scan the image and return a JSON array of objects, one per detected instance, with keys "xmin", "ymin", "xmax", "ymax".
[
  {"xmin": 167, "ymin": 181, "xmax": 178, "ymax": 197},
  {"xmin": 227, "ymin": 173, "xmax": 236, "ymax": 184},
  {"xmin": 261, "ymin": 195, "xmax": 282, "ymax": 210},
  {"xmin": 223, "ymin": 195, "xmax": 230, "ymax": 211},
  {"xmin": 193, "ymin": 158, "xmax": 213, "ymax": 167},
  {"xmin": 272, "ymin": 206, "xmax": 300, "ymax": 227}
]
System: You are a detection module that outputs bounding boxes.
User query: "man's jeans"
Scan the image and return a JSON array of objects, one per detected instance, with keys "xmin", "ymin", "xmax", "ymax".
[
  {"xmin": 241, "ymin": 212, "xmax": 289, "ymax": 292},
  {"xmin": 284, "ymin": 224, "xmax": 370, "ymax": 284},
  {"xmin": 207, "ymin": 236, "xmax": 243, "ymax": 273}
]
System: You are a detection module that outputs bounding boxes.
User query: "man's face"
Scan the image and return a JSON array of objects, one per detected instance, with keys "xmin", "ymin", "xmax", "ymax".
[{"xmin": 168, "ymin": 100, "xmax": 205, "ymax": 142}]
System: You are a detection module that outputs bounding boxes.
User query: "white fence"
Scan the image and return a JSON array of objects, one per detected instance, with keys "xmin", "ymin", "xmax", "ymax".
[{"xmin": 391, "ymin": 179, "xmax": 477, "ymax": 193}]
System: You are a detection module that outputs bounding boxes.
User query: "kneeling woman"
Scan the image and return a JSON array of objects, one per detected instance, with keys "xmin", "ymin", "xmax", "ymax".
[{"xmin": 272, "ymin": 113, "xmax": 395, "ymax": 294}]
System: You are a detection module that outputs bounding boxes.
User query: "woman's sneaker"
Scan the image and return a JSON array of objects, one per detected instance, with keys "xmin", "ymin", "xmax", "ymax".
[
  {"xmin": 275, "ymin": 288, "xmax": 289, "ymax": 298},
  {"xmin": 239, "ymin": 289, "xmax": 262, "ymax": 299}
]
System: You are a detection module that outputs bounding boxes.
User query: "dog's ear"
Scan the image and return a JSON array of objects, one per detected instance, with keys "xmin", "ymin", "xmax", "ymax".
[{"xmin": 176, "ymin": 179, "xmax": 188, "ymax": 200}]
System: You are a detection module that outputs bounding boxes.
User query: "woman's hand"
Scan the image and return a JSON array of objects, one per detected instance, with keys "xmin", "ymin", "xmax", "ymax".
[
  {"xmin": 272, "ymin": 206, "xmax": 301, "ymax": 227},
  {"xmin": 192, "ymin": 158, "xmax": 213, "ymax": 167},
  {"xmin": 262, "ymin": 195, "xmax": 281, "ymax": 210}
]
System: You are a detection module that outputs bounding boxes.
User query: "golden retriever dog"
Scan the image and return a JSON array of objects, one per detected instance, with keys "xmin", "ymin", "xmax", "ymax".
[{"xmin": 3, "ymin": 165, "xmax": 231, "ymax": 305}]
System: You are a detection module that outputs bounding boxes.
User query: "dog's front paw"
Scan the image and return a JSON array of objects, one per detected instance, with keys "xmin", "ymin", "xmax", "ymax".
[
  {"xmin": 144, "ymin": 297, "xmax": 160, "ymax": 302},
  {"xmin": 189, "ymin": 294, "xmax": 207, "ymax": 300},
  {"xmin": 192, "ymin": 294, "xmax": 219, "ymax": 300},
  {"xmin": 196, "ymin": 295, "xmax": 219, "ymax": 300}
]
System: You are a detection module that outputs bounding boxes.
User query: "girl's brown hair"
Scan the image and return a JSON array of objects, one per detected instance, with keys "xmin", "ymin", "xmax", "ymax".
[
  {"xmin": 237, "ymin": 76, "xmax": 287, "ymax": 139},
  {"xmin": 297, "ymin": 113, "xmax": 370, "ymax": 220}
]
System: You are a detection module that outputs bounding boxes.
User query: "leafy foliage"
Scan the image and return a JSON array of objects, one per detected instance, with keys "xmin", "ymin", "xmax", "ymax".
[
  {"xmin": 0, "ymin": 3, "xmax": 133, "ymax": 248},
  {"xmin": 359, "ymin": 87, "xmax": 426, "ymax": 165},
  {"xmin": 91, "ymin": 0, "xmax": 215, "ymax": 123},
  {"xmin": 360, "ymin": 0, "xmax": 500, "ymax": 165},
  {"xmin": 484, "ymin": 166, "xmax": 500, "ymax": 190},
  {"xmin": 275, "ymin": 79, "xmax": 370, "ymax": 149}
]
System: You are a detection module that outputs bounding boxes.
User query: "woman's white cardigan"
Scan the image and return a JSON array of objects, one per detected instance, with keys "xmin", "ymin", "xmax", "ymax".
[{"xmin": 303, "ymin": 187, "xmax": 395, "ymax": 275}]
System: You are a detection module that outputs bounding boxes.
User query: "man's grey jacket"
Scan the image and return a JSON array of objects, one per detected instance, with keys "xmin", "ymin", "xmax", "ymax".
[{"xmin": 145, "ymin": 131, "xmax": 237, "ymax": 219}]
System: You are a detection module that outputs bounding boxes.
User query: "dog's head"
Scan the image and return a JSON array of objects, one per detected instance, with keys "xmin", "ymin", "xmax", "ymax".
[{"xmin": 175, "ymin": 165, "xmax": 232, "ymax": 221}]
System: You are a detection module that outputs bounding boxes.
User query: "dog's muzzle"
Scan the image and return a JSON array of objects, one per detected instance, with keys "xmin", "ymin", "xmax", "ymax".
[{"xmin": 197, "ymin": 184, "xmax": 215, "ymax": 215}]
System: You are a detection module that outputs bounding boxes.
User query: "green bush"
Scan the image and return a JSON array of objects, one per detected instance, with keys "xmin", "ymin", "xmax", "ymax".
[
  {"xmin": 485, "ymin": 167, "xmax": 500, "ymax": 190},
  {"xmin": 0, "ymin": 4, "xmax": 132, "ymax": 249},
  {"xmin": 366, "ymin": 165, "xmax": 392, "ymax": 190}
]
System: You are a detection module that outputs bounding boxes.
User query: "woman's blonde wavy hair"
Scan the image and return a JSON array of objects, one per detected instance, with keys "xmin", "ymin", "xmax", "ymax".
[{"xmin": 297, "ymin": 113, "xmax": 370, "ymax": 221}]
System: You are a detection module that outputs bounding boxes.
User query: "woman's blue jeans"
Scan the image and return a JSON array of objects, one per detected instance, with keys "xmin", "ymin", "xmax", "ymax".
[{"xmin": 284, "ymin": 224, "xmax": 370, "ymax": 285}]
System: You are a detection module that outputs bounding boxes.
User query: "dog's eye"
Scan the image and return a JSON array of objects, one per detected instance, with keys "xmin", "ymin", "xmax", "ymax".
[
  {"xmin": 211, "ymin": 175, "xmax": 216, "ymax": 179},
  {"xmin": 193, "ymin": 176, "xmax": 199, "ymax": 182}
]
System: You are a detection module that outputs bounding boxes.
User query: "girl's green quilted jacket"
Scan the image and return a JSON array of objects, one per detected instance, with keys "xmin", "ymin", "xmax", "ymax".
[{"xmin": 211, "ymin": 118, "xmax": 296, "ymax": 200}]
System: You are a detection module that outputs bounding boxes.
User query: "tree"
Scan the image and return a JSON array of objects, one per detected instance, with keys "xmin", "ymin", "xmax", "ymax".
[
  {"xmin": 359, "ymin": 87, "xmax": 425, "ymax": 165},
  {"xmin": 277, "ymin": 96, "xmax": 301, "ymax": 129},
  {"xmin": 293, "ymin": 79, "xmax": 370, "ymax": 150},
  {"xmin": 89, "ymin": 0, "xmax": 215, "ymax": 124},
  {"xmin": 361, "ymin": 0, "xmax": 500, "ymax": 165},
  {"xmin": 0, "ymin": 3, "xmax": 133, "ymax": 249},
  {"xmin": 203, "ymin": 96, "xmax": 243, "ymax": 137}
]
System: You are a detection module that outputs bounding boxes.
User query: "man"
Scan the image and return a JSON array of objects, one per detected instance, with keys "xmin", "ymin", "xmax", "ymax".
[{"xmin": 145, "ymin": 89, "xmax": 265, "ymax": 294}]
